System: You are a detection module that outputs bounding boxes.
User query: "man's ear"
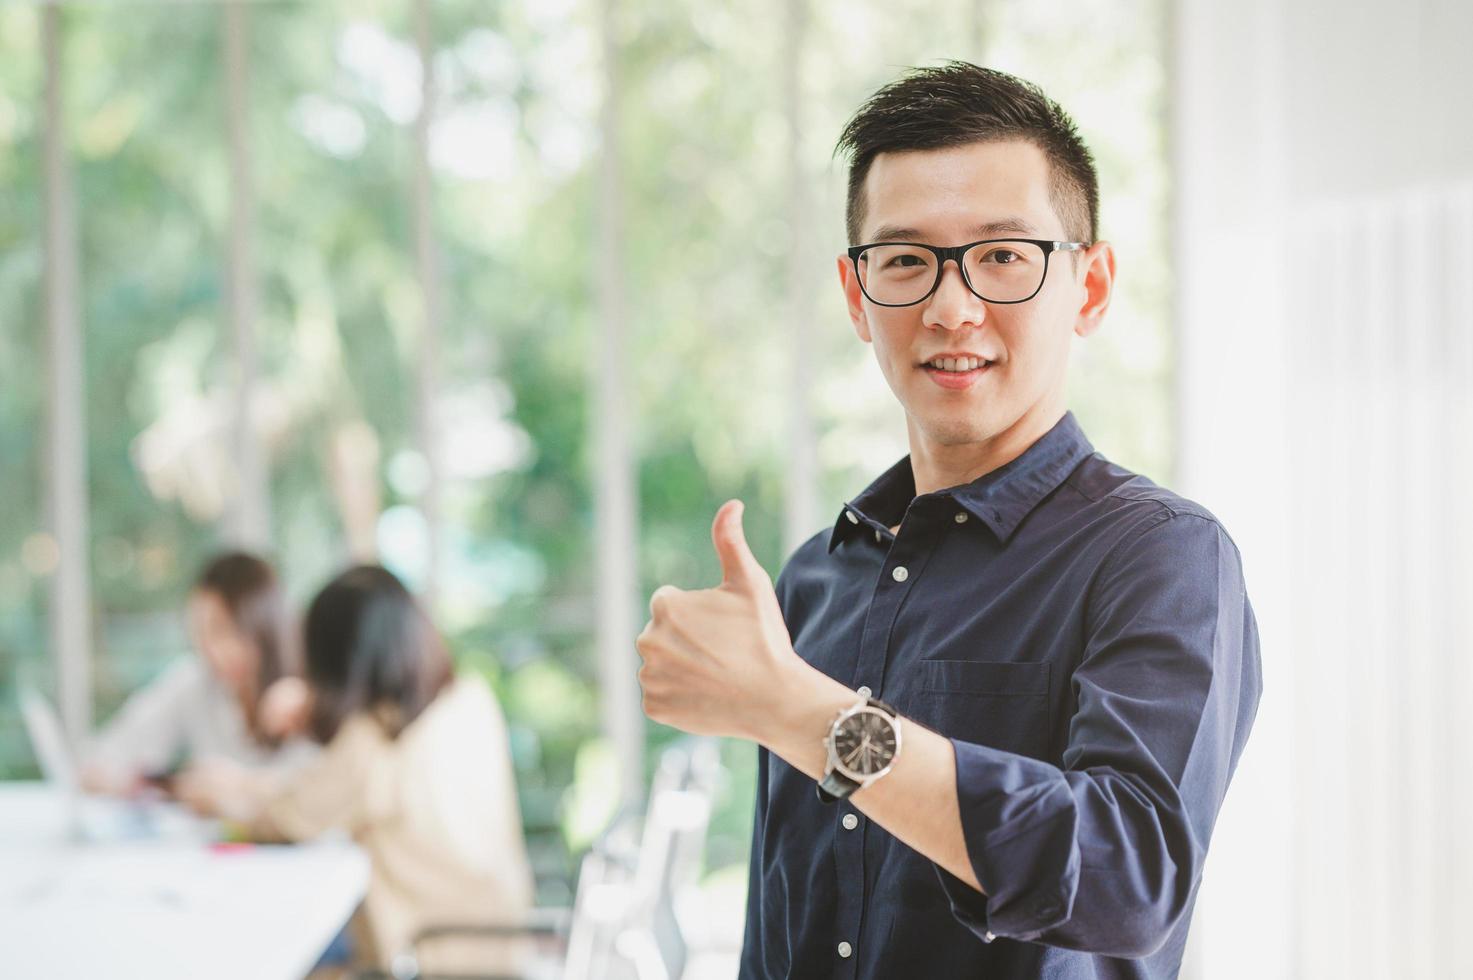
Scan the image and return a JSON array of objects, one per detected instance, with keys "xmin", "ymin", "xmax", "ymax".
[
  {"xmin": 836, "ymin": 252, "xmax": 873, "ymax": 343},
  {"xmin": 1073, "ymin": 240, "xmax": 1116, "ymax": 339}
]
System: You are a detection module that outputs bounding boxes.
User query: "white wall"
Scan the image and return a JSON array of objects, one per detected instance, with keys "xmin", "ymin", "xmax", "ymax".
[{"xmin": 1172, "ymin": 2, "xmax": 1473, "ymax": 978}]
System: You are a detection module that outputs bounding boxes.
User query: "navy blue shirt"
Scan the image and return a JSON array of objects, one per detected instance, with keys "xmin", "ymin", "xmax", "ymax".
[{"xmin": 740, "ymin": 410, "xmax": 1262, "ymax": 979}]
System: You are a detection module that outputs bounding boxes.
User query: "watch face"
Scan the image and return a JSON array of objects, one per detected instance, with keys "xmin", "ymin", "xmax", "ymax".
[{"xmin": 833, "ymin": 708, "xmax": 897, "ymax": 777}]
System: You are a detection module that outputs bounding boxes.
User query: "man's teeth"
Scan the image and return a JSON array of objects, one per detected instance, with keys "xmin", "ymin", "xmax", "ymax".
[{"xmin": 928, "ymin": 357, "xmax": 989, "ymax": 372}]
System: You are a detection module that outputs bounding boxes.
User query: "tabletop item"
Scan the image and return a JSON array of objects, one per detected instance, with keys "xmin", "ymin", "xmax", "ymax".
[{"xmin": 0, "ymin": 783, "xmax": 368, "ymax": 980}]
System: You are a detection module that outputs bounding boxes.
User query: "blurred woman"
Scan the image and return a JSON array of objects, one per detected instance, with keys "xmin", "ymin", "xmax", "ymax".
[
  {"xmin": 178, "ymin": 564, "xmax": 534, "ymax": 976},
  {"xmin": 82, "ymin": 550, "xmax": 313, "ymax": 794}
]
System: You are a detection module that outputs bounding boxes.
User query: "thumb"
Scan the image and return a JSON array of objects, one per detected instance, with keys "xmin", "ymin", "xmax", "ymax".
[{"xmin": 712, "ymin": 499, "xmax": 765, "ymax": 590}]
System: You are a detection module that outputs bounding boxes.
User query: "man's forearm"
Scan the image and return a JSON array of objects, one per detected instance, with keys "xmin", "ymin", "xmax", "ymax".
[{"xmin": 758, "ymin": 661, "xmax": 984, "ymax": 894}]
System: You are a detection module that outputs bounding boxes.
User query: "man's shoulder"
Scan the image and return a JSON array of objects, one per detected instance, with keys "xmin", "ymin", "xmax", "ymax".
[
  {"xmin": 774, "ymin": 525, "xmax": 830, "ymax": 576},
  {"xmin": 783, "ymin": 525, "xmax": 832, "ymax": 568},
  {"xmin": 771, "ymin": 527, "xmax": 833, "ymax": 614},
  {"xmin": 1066, "ymin": 452, "xmax": 1234, "ymax": 538},
  {"xmin": 1064, "ymin": 456, "xmax": 1251, "ymax": 599}
]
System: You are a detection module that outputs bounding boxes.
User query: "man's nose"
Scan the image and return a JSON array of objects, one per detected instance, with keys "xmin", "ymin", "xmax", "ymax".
[{"xmin": 923, "ymin": 260, "xmax": 986, "ymax": 331}]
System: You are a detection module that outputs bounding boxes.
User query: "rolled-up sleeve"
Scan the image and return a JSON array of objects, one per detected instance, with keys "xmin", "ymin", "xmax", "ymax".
[
  {"xmin": 257, "ymin": 714, "xmax": 391, "ymax": 842},
  {"xmin": 935, "ymin": 511, "xmax": 1263, "ymax": 958}
]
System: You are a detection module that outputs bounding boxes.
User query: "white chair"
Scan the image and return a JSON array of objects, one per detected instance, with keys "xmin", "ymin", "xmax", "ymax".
[{"xmin": 394, "ymin": 738, "xmax": 722, "ymax": 980}]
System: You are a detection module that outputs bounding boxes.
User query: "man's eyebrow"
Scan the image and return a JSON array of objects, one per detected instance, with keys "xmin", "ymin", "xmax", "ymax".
[
  {"xmin": 868, "ymin": 224, "xmax": 924, "ymax": 242},
  {"xmin": 866, "ymin": 217, "xmax": 1041, "ymax": 242},
  {"xmin": 971, "ymin": 217, "xmax": 1040, "ymax": 237}
]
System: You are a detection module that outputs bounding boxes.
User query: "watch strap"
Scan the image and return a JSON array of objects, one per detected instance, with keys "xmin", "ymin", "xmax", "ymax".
[{"xmin": 816, "ymin": 768, "xmax": 859, "ymax": 803}]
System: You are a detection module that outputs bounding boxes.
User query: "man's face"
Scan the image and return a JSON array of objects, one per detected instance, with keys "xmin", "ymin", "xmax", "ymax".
[{"xmin": 837, "ymin": 139, "xmax": 1111, "ymax": 451}]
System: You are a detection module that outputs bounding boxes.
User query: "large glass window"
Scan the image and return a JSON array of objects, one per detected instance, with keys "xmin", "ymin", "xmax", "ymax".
[{"xmin": 0, "ymin": 0, "xmax": 1168, "ymax": 916}]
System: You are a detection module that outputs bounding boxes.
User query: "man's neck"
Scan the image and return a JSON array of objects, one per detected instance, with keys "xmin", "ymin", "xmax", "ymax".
[{"xmin": 905, "ymin": 403, "xmax": 1066, "ymax": 499}]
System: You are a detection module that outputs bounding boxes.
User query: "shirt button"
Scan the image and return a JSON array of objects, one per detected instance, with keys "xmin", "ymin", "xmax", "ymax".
[
  {"xmin": 874, "ymin": 529, "xmax": 882, "ymax": 542},
  {"xmin": 891, "ymin": 565, "xmax": 908, "ymax": 582},
  {"xmin": 846, "ymin": 510, "xmax": 859, "ymax": 524},
  {"xmin": 983, "ymin": 930, "xmax": 996, "ymax": 943},
  {"xmin": 837, "ymin": 941, "xmax": 853, "ymax": 958},
  {"xmin": 842, "ymin": 813, "xmax": 859, "ymax": 830},
  {"xmin": 954, "ymin": 511, "xmax": 969, "ymax": 523}
]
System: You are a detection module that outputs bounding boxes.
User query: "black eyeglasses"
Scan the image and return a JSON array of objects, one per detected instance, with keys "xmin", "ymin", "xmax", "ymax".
[{"xmin": 847, "ymin": 238, "xmax": 1088, "ymax": 307}]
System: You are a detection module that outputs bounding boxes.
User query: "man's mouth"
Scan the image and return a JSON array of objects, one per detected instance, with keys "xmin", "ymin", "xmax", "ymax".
[
  {"xmin": 920, "ymin": 355, "xmax": 993, "ymax": 373},
  {"xmin": 918, "ymin": 355, "xmax": 995, "ymax": 390}
]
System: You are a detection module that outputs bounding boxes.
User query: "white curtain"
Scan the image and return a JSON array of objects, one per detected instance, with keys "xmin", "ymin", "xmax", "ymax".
[
  {"xmin": 1172, "ymin": 1, "xmax": 1473, "ymax": 977},
  {"xmin": 1283, "ymin": 184, "xmax": 1473, "ymax": 980}
]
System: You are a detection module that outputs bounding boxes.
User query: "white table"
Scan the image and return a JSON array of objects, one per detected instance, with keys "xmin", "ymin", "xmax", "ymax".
[{"xmin": 0, "ymin": 782, "xmax": 370, "ymax": 980}]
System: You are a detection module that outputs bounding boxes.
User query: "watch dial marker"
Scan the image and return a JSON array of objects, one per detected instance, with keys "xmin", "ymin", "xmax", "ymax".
[{"xmin": 834, "ymin": 709, "xmax": 897, "ymax": 775}]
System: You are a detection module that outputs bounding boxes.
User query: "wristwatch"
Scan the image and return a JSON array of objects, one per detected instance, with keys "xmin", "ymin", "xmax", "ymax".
[{"xmin": 817, "ymin": 686, "xmax": 901, "ymax": 803}]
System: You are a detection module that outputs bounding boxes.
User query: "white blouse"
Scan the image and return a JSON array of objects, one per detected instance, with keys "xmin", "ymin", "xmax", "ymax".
[{"xmin": 85, "ymin": 657, "xmax": 316, "ymax": 775}]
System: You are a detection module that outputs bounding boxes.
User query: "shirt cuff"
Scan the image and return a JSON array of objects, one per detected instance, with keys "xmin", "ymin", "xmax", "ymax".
[
  {"xmin": 934, "ymin": 863, "xmax": 999, "ymax": 943},
  {"xmin": 938, "ymin": 736, "xmax": 1080, "ymax": 944}
]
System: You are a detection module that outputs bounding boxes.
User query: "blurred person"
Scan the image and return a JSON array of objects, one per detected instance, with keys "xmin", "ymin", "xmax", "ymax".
[
  {"xmin": 81, "ymin": 550, "xmax": 314, "ymax": 796},
  {"xmin": 177, "ymin": 564, "xmax": 534, "ymax": 977},
  {"xmin": 637, "ymin": 63, "xmax": 1262, "ymax": 979}
]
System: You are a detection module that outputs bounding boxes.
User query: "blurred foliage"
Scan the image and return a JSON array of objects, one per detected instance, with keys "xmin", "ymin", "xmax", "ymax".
[{"xmin": 0, "ymin": 0, "xmax": 1168, "ymax": 900}]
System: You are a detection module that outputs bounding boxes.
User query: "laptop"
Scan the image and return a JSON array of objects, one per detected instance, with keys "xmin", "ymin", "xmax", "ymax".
[
  {"xmin": 17, "ymin": 687, "xmax": 207, "ymax": 843},
  {"xmin": 18, "ymin": 687, "xmax": 80, "ymax": 792}
]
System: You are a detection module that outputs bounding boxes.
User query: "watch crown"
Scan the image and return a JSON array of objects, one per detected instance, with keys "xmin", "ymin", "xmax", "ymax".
[{"xmin": 857, "ymin": 685, "xmax": 872, "ymax": 699}]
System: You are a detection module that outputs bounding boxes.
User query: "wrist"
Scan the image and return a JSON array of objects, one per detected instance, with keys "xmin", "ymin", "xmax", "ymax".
[{"xmin": 753, "ymin": 660, "xmax": 856, "ymax": 781}]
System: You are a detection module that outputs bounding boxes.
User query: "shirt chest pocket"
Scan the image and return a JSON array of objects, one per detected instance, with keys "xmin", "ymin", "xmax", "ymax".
[{"xmin": 910, "ymin": 659, "xmax": 1052, "ymax": 760}]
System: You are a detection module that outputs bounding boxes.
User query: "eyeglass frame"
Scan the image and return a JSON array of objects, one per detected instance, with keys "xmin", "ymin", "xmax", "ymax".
[{"xmin": 846, "ymin": 238, "xmax": 1090, "ymax": 308}]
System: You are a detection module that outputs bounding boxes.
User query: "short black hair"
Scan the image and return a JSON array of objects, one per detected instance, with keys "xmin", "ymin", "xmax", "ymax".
[
  {"xmin": 303, "ymin": 564, "xmax": 452, "ymax": 743},
  {"xmin": 836, "ymin": 62, "xmax": 1099, "ymax": 247}
]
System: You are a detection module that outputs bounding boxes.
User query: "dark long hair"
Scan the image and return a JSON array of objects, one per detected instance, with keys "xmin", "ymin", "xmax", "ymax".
[
  {"xmin": 303, "ymin": 564, "xmax": 453, "ymax": 744},
  {"xmin": 194, "ymin": 551, "xmax": 298, "ymax": 746}
]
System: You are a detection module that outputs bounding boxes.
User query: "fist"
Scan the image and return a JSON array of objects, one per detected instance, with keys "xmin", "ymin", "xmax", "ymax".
[
  {"xmin": 258, "ymin": 676, "xmax": 313, "ymax": 740},
  {"xmin": 636, "ymin": 500, "xmax": 802, "ymax": 741},
  {"xmin": 174, "ymin": 757, "xmax": 263, "ymax": 823}
]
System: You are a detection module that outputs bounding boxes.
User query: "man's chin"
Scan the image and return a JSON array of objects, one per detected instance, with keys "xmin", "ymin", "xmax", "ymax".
[{"xmin": 913, "ymin": 414, "xmax": 997, "ymax": 449}]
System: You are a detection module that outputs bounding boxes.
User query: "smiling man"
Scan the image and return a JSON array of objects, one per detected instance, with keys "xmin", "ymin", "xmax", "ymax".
[{"xmin": 636, "ymin": 63, "xmax": 1262, "ymax": 979}]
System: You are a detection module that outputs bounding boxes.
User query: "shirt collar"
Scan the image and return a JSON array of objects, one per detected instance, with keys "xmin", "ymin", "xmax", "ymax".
[{"xmin": 827, "ymin": 410, "xmax": 1096, "ymax": 552}]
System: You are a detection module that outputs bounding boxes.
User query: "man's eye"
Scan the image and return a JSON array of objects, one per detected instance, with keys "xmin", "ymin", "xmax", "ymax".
[
  {"xmin": 981, "ymin": 249, "xmax": 1020, "ymax": 264},
  {"xmin": 887, "ymin": 254, "xmax": 927, "ymax": 268}
]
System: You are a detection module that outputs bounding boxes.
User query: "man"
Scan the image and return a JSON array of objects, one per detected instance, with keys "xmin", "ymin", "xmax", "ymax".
[{"xmin": 636, "ymin": 62, "xmax": 1262, "ymax": 979}]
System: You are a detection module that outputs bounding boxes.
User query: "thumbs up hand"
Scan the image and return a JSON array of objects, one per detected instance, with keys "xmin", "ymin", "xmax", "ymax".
[{"xmin": 636, "ymin": 499, "xmax": 807, "ymax": 742}]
